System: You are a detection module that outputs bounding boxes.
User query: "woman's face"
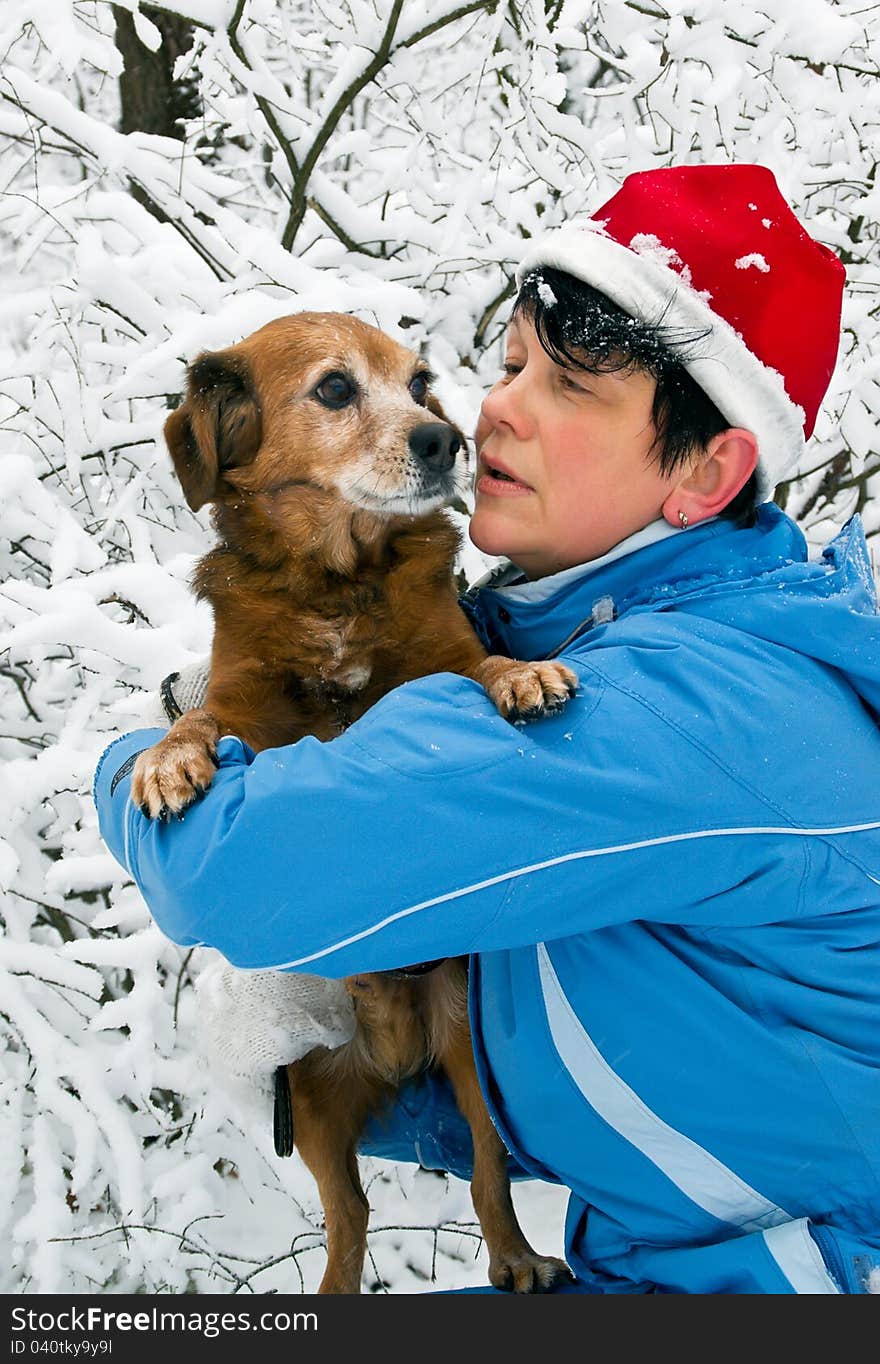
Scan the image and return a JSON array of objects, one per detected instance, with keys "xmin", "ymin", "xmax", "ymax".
[{"xmin": 470, "ymin": 313, "xmax": 683, "ymax": 579}]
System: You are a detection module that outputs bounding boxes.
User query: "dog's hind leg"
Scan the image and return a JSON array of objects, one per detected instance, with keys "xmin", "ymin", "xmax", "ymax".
[
  {"xmin": 438, "ymin": 1027, "xmax": 574, "ymax": 1293},
  {"xmin": 285, "ymin": 1058, "xmax": 376, "ymax": 1295}
]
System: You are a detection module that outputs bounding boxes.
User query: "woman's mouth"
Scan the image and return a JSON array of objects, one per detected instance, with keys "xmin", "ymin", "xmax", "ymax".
[{"xmin": 475, "ymin": 460, "xmax": 533, "ymax": 496}]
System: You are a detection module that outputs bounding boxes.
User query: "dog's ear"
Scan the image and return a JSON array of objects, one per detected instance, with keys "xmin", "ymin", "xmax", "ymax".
[
  {"xmin": 425, "ymin": 392, "xmax": 448, "ymax": 424},
  {"xmin": 164, "ymin": 350, "xmax": 262, "ymax": 512}
]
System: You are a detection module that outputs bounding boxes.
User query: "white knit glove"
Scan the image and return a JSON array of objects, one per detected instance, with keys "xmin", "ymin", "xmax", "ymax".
[
  {"xmin": 137, "ymin": 659, "xmax": 211, "ymax": 726},
  {"xmin": 194, "ymin": 956, "xmax": 356, "ymax": 1099},
  {"xmin": 138, "ymin": 663, "xmax": 356, "ymax": 1098}
]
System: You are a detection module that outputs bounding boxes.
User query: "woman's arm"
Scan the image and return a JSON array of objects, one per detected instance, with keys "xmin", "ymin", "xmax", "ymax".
[
  {"xmin": 93, "ymin": 660, "xmax": 794, "ymax": 976},
  {"xmin": 94, "ymin": 670, "xmax": 547, "ymax": 973}
]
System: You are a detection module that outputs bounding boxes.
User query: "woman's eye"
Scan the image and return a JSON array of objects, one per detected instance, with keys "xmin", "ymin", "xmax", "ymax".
[
  {"xmin": 502, "ymin": 363, "xmax": 522, "ymax": 379},
  {"xmin": 409, "ymin": 372, "xmax": 429, "ymax": 405},
  {"xmin": 313, "ymin": 372, "xmax": 357, "ymax": 409}
]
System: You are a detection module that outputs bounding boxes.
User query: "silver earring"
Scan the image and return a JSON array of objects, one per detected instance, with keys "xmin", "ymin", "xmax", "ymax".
[{"xmin": 678, "ymin": 510, "xmax": 688, "ymax": 529}]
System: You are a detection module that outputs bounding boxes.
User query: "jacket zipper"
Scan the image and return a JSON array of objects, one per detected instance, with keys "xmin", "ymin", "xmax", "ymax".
[{"xmin": 808, "ymin": 1223, "xmax": 850, "ymax": 1292}]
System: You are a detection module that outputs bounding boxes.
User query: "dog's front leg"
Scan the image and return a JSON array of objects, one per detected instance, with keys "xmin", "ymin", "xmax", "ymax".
[
  {"xmin": 131, "ymin": 708, "xmax": 222, "ymax": 820},
  {"xmin": 471, "ymin": 656, "xmax": 579, "ymax": 722}
]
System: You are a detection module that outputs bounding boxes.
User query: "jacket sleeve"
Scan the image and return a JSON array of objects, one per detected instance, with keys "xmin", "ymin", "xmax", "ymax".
[{"xmin": 92, "ymin": 664, "xmax": 807, "ymax": 976}]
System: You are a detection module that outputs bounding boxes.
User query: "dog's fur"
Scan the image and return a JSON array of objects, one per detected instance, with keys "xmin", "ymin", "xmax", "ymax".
[{"xmin": 132, "ymin": 312, "xmax": 575, "ymax": 1294}]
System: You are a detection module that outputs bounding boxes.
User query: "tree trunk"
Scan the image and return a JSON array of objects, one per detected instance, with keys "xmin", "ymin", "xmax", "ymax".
[
  {"xmin": 114, "ymin": 5, "xmax": 198, "ymax": 138},
  {"xmin": 113, "ymin": 5, "xmax": 199, "ymax": 218}
]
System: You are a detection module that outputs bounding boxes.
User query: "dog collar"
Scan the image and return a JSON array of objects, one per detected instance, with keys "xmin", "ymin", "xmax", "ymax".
[{"xmin": 381, "ymin": 958, "xmax": 447, "ymax": 981}]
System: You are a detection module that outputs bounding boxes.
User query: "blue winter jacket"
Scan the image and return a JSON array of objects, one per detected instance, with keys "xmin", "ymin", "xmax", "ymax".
[{"xmin": 94, "ymin": 503, "xmax": 880, "ymax": 1294}]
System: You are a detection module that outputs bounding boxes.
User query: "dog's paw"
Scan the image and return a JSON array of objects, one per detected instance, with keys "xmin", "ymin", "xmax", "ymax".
[
  {"xmin": 488, "ymin": 1250, "xmax": 576, "ymax": 1294},
  {"xmin": 131, "ymin": 726, "xmax": 218, "ymax": 820},
  {"xmin": 475, "ymin": 657, "xmax": 578, "ymax": 722}
]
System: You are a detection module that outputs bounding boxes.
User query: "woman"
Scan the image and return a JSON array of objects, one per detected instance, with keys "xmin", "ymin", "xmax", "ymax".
[{"xmin": 94, "ymin": 164, "xmax": 880, "ymax": 1294}]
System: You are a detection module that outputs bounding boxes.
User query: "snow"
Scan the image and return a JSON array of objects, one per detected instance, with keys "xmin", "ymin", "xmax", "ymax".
[{"xmin": 0, "ymin": 0, "xmax": 878, "ymax": 1297}]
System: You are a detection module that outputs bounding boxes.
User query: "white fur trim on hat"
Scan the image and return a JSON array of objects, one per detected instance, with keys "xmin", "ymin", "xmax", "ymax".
[{"xmin": 516, "ymin": 224, "xmax": 807, "ymax": 504}]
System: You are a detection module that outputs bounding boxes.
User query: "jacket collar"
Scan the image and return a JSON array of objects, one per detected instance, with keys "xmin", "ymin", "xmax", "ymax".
[
  {"xmin": 466, "ymin": 503, "xmax": 809, "ymax": 661},
  {"xmin": 470, "ymin": 517, "xmax": 683, "ymax": 604}
]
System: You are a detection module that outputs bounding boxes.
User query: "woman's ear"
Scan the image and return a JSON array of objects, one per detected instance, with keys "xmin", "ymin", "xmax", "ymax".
[{"xmin": 661, "ymin": 429, "xmax": 758, "ymax": 528}]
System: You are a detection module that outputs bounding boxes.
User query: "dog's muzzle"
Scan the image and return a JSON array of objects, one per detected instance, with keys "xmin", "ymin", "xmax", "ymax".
[{"xmin": 408, "ymin": 422, "xmax": 460, "ymax": 474}]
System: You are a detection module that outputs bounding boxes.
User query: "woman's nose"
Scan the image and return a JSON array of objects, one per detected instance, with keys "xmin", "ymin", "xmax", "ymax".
[
  {"xmin": 479, "ymin": 376, "xmax": 528, "ymax": 439},
  {"xmin": 480, "ymin": 381, "xmax": 509, "ymax": 429}
]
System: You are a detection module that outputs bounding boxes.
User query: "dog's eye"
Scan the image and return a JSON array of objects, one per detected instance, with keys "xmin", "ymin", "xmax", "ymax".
[
  {"xmin": 409, "ymin": 372, "xmax": 430, "ymax": 406},
  {"xmin": 313, "ymin": 372, "xmax": 357, "ymax": 410}
]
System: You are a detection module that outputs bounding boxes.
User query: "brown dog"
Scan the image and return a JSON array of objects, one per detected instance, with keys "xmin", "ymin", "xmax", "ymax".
[{"xmin": 131, "ymin": 311, "xmax": 576, "ymax": 1294}]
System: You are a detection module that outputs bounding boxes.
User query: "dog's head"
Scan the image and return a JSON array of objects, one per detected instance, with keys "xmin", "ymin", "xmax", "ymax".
[{"xmin": 164, "ymin": 312, "xmax": 468, "ymax": 518}]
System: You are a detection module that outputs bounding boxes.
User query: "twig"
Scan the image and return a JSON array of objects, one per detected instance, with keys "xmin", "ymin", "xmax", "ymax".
[
  {"xmin": 281, "ymin": 0, "xmax": 405, "ymax": 249},
  {"xmin": 474, "ymin": 277, "xmax": 516, "ymax": 350},
  {"xmin": 226, "ymin": 0, "xmax": 301, "ymax": 198}
]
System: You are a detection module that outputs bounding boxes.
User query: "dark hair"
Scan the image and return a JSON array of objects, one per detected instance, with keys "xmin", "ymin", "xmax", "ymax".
[{"xmin": 513, "ymin": 267, "xmax": 757, "ymax": 525}]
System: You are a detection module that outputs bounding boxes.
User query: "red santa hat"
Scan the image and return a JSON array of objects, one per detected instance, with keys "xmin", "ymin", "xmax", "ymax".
[{"xmin": 515, "ymin": 164, "xmax": 846, "ymax": 503}]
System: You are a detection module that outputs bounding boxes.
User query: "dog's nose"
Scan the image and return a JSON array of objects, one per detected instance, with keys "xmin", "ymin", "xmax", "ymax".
[{"xmin": 408, "ymin": 422, "xmax": 461, "ymax": 473}]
